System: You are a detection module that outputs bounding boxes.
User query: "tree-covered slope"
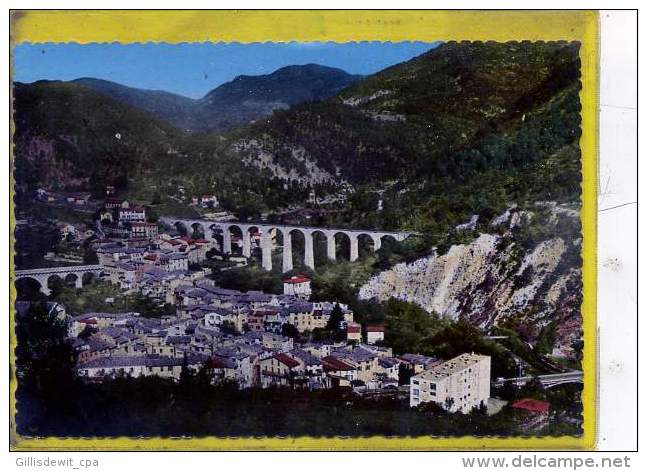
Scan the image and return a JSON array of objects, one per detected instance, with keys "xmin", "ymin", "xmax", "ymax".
[
  {"xmin": 12, "ymin": 80, "xmax": 311, "ymax": 214},
  {"xmin": 72, "ymin": 78, "xmax": 200, "ymax": 132},
  {"xmin": 228, "ymin": 41, "xmax": 581, "ymax": 232},
  {"xmin": 67, "ymin": 65, "xmax": 362, "ymax": 133},
  {"xmin": 13, "ymin": 80, "xmax": 182, "ymax": 193},
  {"xmin": 196, "ymin": 64, "xmax": 362, "ymax": 133},
  {"xmin": 13, "ymin": 42, "xmax": 582, "ymax": 229}
]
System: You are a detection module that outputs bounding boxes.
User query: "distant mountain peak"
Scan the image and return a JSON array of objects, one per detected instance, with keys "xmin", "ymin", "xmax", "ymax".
[{"xmin": 63, "ymin": 64, "xmax": 362, "ymax": 134}]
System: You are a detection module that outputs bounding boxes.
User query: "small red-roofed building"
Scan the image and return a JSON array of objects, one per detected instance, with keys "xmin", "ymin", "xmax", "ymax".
[
  {"xmin": 511, "ymin": 398, "xmax": 551, "ymax": 431},
  {"xmin": 283, "ymin": 274, "xmax": 312, "ymax": 298},
  {"xmin": 259, "ymin": 352, "xmax": 304, "ymax": 388},
  {"xmin": 322, "ymin": 355, "xmax": 357, "ymax": 387},
  {"xmin": 366, "ymin": 325, "xmax": 385, "ymax": 345},
  {"xmin": 346, "ymin": 322, "xmax": 362, "ymax": 343}
]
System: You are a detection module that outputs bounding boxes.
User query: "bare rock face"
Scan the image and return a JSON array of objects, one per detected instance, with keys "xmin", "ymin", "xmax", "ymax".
[
  {"xmin": 232, "ymin": 138, "xmax": 339, "ymax": 187},
  {"xmin": 359, "ymin": 206, "xmax": 582, "ymax": 357}
]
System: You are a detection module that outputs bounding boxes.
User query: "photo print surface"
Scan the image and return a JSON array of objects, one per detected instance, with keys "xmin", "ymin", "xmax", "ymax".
[{"xmin": 10, "ymin": 10, "xmax": 599, "ymax": 451}]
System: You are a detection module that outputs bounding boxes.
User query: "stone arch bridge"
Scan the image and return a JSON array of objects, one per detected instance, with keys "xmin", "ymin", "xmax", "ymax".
[
  {"xmin": 15, "ymin": 265, "xmax": 104, "ymax": 295},
  {"xmin": 160, "ymin": 218, "xmax": 413, "ymax": 272}
]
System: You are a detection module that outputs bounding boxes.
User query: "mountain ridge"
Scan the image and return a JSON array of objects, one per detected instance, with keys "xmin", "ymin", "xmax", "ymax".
[{"xmin": 50, "ymin": 64, "xmax": 363, "ymax": 133}]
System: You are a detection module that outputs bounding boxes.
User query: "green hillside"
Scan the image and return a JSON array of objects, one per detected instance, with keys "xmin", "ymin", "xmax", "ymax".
[
  {"xmin": 12, "ymin": 80, "xmax": 309, "ymax": 215},
  {"xmin": 229, "ymin": 41, "xmax": 582, "ymax": 232},
  {"xmin": 72, "ymin": 78, "xmax": 200, "ymax": 132},
  {"xmin": 69, "ymin": 65, "xmax": 362, "ymax": 133},
  {"xmin": 13, "ymin": 80, "xmax": 182, "ymax": 194}
]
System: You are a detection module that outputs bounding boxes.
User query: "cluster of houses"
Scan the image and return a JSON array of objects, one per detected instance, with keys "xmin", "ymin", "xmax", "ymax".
[
  {"xmin": 86, "ymin": 199, "xmax": 225, "ymax": 304},
  {"xmin": 66, "ymin": 268, "xmax": 497, "ymax": 414},
  {"xmin": 70, "ymin": 299, "xmax": 394, "ymax": 392},
  {"xmin": 69, "ymin": 293, "xmax": 496, "ymax": 414}
]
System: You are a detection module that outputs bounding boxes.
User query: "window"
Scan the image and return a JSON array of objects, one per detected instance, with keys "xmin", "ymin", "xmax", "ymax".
[
  {"xmin": 412, "ymin": 388, "xmax": 420, "ymax": 397},
  {"xmin": 430, "ymin": 383, "xmax": 436, "ymax": 390},
  {"xmin": 412, "ymin": 380, "xmax": 419, "ymax": 385}
]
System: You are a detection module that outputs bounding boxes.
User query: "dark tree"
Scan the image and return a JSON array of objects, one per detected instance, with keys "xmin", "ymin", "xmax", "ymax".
[
  {"xmin": 15, "ymin": 302, "xmax": 79, "ymax": 435},
  {"xmin": 281, "ymin": 323, "xmax": 299, "ymax": 339}
]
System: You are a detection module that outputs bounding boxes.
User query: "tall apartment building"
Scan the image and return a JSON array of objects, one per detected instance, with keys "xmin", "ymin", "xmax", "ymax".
[{"xmin": 409, "ymin": 353, "xmax": 491, "ymax": 413}]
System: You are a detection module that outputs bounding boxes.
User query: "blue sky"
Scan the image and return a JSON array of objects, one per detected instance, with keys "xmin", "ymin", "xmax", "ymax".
[{"xmin": 13, "ymin": 42, "xmax": 438, "ymax": 99}]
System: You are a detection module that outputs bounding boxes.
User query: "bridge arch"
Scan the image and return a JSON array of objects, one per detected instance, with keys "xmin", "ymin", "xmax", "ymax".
[
  {"xmin": 332, "ymin": 231, "xmax": 353, "ymax": 262},
  {"xmin": 357, "ymin": 233, "xmax": 377, "ymax": 258},
  {"xmin": 46, "ymin": 274, "xmax": 64, "ymax": 294},
  {"xmin": 173, "ymin": 220, "xmax": 189, "ymax": 236},
  {"xmin": 309, "ymin": 229, "xmax": 330, "ymax": 267},
  {"xmin": 64, "ymin": 273, "xmax": 82, "ymax": 289},
  {"xmin": 15, "ymin": 276, "xmax": 46, "ymax": 298},
  {"xmin": 82, "ymin": 271, "xmax": 96, "ymax": 286},
  {"xmin": 15, "ymin": 265, "xmax": 104, "ymax": 296},
  {"xmin": 189, "ymin": 221, "xmax": 206, "ymax": 239}
]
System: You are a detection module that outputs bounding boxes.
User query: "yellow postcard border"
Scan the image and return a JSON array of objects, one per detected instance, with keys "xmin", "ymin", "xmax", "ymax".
[{"xmin": 9, "ymin": 10, "xmax": 599, "ymax": 451}]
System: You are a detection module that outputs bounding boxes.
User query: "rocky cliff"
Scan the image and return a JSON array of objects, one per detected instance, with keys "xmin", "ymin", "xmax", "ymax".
[{"xmin": 359, "ymin": 204, "xmax": 583, "ymax": 357}]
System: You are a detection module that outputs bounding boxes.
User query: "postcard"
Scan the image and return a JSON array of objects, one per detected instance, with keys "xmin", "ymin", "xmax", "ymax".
[{"xmin": 10, "ymin": 10, "xmax": 599, "ymax": 451}]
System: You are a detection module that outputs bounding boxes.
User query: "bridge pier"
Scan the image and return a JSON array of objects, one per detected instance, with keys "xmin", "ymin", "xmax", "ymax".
[
  {"xmin": 242, "ymin": 231, "xmax": 251, "ymax": 258},
  {"xmin": 304, "ymin": 232, "xmax": 315, "ymax": 270},
  {"xmin": 282, "ymin": 231, "xmax": 293, "ymax": 273},
  {"xmin": 349, "ymin": 234, "xmax": 359, "ymax": 262},
  {"xmin": 222, "ymin": 227, "xmax": 232, "ymax": 254},
  {"xmin": 326, "ymin": 233, "xmax": 336, "ymax": 261},
  {"xmin": 261, "ymin": 231, "xmax": 273, "ymax": 271},
  {"xmin": 75, "ymin": 277, "xmax": 83, "ymax": 289},
  {"xmin": 373, "ymin": 235, "xmax": 382, "ymax": 252}
]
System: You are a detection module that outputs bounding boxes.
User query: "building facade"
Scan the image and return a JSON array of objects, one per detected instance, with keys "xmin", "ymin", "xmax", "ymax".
[{"xmin": 409, "ymin": 353, "xmax": 491, "ymax": 413}]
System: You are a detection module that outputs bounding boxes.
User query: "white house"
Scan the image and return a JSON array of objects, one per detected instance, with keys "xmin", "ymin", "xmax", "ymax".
[
  {"xmin": 283, "ymin": 275, "xmax": 312, "ymax": 298},
  {"xmin": 118, "ymin": 206, "xmax": 146, "ymax": 222},
  {"xmin": 409, "ymin": 353, "xmax": 491, "ymax": 413},
  {"xmin": 366, "ymin": 325, "xmax": 385, "ymax": 345},
  {"xmin": 130, "ymin": 222, "xmax": 158, "ymax": 238}
]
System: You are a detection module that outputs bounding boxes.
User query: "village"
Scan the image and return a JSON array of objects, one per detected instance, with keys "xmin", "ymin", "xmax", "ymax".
[{"xmin": 14, "ymin": 189, "xmax": 558, "ymax": 425}]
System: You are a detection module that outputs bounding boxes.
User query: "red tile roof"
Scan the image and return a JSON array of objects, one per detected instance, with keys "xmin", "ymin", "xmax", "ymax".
[
  {"xmin": 207, "ymin": 357, "xmax": 231, "ymax": 369},
  {"xmin": 347, "ymin": 325, "xmax": 361, "ymax": 333},
  {"xmin": 119, "ymin": 206, "xmax": 145, "ymax": 212},
  {"xmin": 322, "ymin": 356, "xmax": 356, "ymax": 371},
  {"xmin": 366, "ymin": 325, "xmax": 385, "ymax": 333},
  {"xmin": 274, "ymin": 353, "xmax": 300, "ymax": 369},
  {"xmin": 512, "ymin": 398, "xmax": 550, "ymax": 413},
  {"xmin": 284, "ymin": 275, "xmax": 311, "ymax": 284}
]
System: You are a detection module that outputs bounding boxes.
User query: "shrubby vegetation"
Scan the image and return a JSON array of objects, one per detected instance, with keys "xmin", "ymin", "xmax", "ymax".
[{"xmin": 26, "ymin": 280, "xmax": 177, "ymax": 318}]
